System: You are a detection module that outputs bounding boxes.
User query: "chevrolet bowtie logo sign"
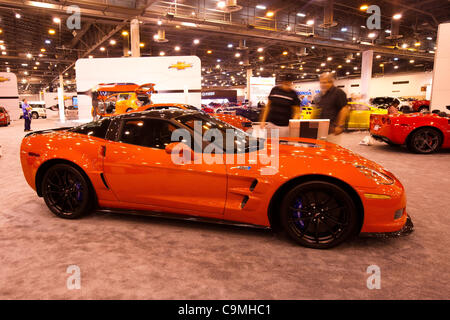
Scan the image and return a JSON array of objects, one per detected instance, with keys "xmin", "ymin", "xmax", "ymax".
[{"xmin": 169, "ymin": 62, "xmax": 193, "ymax": 70}]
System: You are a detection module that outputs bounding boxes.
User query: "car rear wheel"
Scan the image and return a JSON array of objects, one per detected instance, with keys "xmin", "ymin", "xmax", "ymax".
[
  {"xmin": 407, "ymin": 127, "xmax": 442, "ymax": 154},
  {"xmin": 31, "ymin": 112, "xmax": 39, "ymax": 119},
  {"xmin": 280, "ymin": 181, "xmax": 359, "ymax": 249},
  {"xmin": 42, "ymin": 164, "xmax": 94, "ymax": 219}
]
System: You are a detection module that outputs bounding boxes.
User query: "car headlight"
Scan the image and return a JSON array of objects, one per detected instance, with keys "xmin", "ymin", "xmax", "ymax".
[{"xmin": 354, "ymin": 165, "xmax": 394, "ymax": 185}]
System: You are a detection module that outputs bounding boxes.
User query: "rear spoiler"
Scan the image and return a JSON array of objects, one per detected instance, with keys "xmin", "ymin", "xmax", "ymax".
[{"xmin": 25, "ymin": 126, "xmax": 73, "ymax": 138}]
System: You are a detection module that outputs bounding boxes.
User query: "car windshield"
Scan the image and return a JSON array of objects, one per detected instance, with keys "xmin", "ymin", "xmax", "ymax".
[{"xmin": 174, "ymin": 113, "xmax": 264, "ymax": 154}]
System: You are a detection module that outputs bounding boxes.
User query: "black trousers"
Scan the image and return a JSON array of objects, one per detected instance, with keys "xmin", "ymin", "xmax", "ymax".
[{"xmin": 24, "ymin": 118, "xmax": 31, "ymax": 131}]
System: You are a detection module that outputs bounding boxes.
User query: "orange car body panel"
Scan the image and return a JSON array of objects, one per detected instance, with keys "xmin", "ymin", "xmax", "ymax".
[{"xmin": 21, "ymin": 126, "xmax": 407, "ymax": 233}]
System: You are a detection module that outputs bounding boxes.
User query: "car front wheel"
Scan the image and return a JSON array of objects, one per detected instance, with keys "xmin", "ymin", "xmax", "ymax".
[
  {"xmin": 280, "ymin": 181, "xmax": 359, "ymax": 249},
  {"xmin": 42, "ymin": 164, "xmax": 94, "ymax": 219},
  {"xmin": 31, "ymin": 112, "xmax": 39, "ymax": 119}
]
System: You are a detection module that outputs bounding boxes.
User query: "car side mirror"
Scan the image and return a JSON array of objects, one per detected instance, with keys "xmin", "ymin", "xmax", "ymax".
[{"xmin": 165, "ymin": 142, "xmax": 195, "ymax": 163}]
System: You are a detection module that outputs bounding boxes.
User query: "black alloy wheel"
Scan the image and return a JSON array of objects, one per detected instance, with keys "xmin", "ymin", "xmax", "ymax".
[
  {"xmin": 407, "ymin": 127, "xmax": 442, "ymax": 154},
  {"xmin": 31, "ymin": 112, "xmax": 39, "ymax": 119},
  {"xmin": 280, "ymin": 181, "xmax": 359, "ymax": 249},
  {"xmin": 42, "ymin": 164, "xmax": 93, "ymax": 219}
]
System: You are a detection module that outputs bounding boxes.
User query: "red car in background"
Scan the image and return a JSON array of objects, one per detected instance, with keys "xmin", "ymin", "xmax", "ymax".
[
  {"xmin": 411, "ymin": 100, "xmax": 430, "ymax": 113},
  {"xmin": 0, "ymin": 106, "xmax": 10, "ymax": 126},
  {"xmin": 370, "ymin": 112, "xmax": 450, "ymax": 154}
]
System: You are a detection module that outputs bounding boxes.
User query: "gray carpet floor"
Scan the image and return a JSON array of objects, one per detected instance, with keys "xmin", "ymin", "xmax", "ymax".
[{"xmin": 0, "ymin": 118, "xmax": 449, "ymax": 299}]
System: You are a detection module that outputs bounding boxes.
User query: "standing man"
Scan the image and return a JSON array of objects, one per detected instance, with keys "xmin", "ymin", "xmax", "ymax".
[
  {"xmin": 260, "ymin": 74, "xmax": 301, "ymax": 137},
  {"xmin": 317, "ymin": 73, "xmax": 349, "ymax": 144},
  {"xmin": 21, "ymin": 99, "xmax": 32, "ymax": 132}
]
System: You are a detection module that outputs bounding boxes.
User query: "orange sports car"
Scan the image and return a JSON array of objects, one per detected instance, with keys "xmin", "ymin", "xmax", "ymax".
[
  {"xmin": 132, "ymin": 103, "xmax": 253, "ymax": 131},
  {"xmin": 20, "ymin": 110, "xmax": 412, "ymax": 249}
]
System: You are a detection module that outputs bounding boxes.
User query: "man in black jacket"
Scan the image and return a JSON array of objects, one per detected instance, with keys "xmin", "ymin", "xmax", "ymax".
[{"xmin": 260, "ymin": 74, "xmax": 301, "ymax": 137}]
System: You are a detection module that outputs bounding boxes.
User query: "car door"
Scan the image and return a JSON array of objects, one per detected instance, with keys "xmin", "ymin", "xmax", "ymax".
[{"xmin": 102, "ymin": 117, "xmax": 227, "ymax": 217}]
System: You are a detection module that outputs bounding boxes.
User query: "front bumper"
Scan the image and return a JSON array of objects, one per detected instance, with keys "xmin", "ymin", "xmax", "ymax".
[{"xmin": 361, "ymin": 215, "xmax": 414, "ymax": 238}]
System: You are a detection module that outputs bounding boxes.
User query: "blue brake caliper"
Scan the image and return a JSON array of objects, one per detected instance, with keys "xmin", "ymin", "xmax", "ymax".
[
  {"xmin": 75, "ymin": 182, "xmax": 83, "ymax": 202},
  {"xmin": 293, "ymin": 198, "xmax": 304, "ymax": 229}
]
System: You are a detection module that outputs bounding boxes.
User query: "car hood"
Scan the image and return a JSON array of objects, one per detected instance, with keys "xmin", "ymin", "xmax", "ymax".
[{"xmin": 269, "ymin": 137, "xmax": 385, "ymax": 172}]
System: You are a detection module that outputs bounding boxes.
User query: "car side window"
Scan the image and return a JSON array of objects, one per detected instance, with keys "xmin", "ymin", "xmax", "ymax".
[
  {"xmin": 119, "ymin": 118, "xmax": 178, "ymax": 149},
  {"xmin": 70, "ymin": 118, "xmax": 111, "ymax": 139}
]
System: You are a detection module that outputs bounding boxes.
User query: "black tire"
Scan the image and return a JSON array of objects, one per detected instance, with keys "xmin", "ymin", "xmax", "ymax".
[
  {"xmin": 418, "ymin": 106, "xmax": 429, "ymax": 113},
  {"xmin": 41, "ymin": 164, "xmax": 94, "ymax": 219},
  {"xmin": 31, "ymin": 112, "xmax": 39, "ymax": 119},
  {"xmin": 280, "ymin": 181, "xmax": 359, "ymax": 249},
  {"xmin": 407, "ymin": 127, "xmax": 442, "ymax": 154}
]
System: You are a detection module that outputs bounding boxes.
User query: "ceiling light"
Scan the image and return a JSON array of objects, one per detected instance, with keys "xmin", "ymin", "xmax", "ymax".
[
  {"xmin": 35, "ymin": 62, "xmax": 40, "ymax": 65},
  {"xmin": 394, "ymin": 65, "xmax": 399, "ymax": 69},
  {"xmin": 393, "ymin": 13, "xmax": 402, "ymax": 20},
  {"xmin": 360, "ymin": 4, "xmax": 369, "ymax": 11},
  {"xmin": 45, "ymin": 39, "xmax": 51, "ymax": 44},
  {"xmin": 354, "ymin": 66, "xmax": 358, "ymax": 70},
  {"xmin": 266, "ymin": 11, "xmax": 274, "ymax": 17},
  {"xmin": 427, "ymin": 37, "xmax": 433, "ymax": 40},
  {"xmin": 33, "ymin": 66, "xmax": 37, "ymax": 70},
  {"xmin": 379, "ymin": 63, "xmax": 384, "ymax": 67},
  {"xmin": 341, "ymin": 27, "xmax": 348, "ymax": 32},
  {"xmin": 282, "ymin": 51, "xmax": 288, "ymax": 55},
  {"xmin": 316, "ymin": 68, "xmax": 320, "ymax": 72},
  {"xmin": 306, "ymin": 19, "xmax": 314, "ymax": 26},
  {"xmin": 414, "ymin": 42, "xmax": 421, "ymax": 47},
  {"xmin": 356, "ymin": 52, "xmax": 361, "ymax": 56},
  {"xmin": 256, "ymin": 5, "xmax": 267, "ymax": 10},
  {"xmin": 24, "ymin": 71, "xmax": 28, "ymax": 75},
  {"xmin": 394, "ymin": 57, "xmax": 399, "ymax": 61},
  {"xmin": 122, "ymin": 31, "xmax": 129, "ymax": 36},
  {"xmin": 346, "ymin": 71, "xmax": 350, "ymax": 75},
  {"xmin": 217, "ymin": 1, "xmax": 226, "ymax": 9},
  {"xmin": 181, "ymin": 22, "xmax": 197, "ymax": 27},
  {"xmin": 110, "ymin": 39, "xmax": 116, "ymax": 45},
  {"xmin": 207, "ymin": 50, "xmax": 212, "ymax": 54},
  {"xmin": 26, "ymin": 53, "xmax": 32, "ymax": 59},
  {"xmin": 280, "ymin": 65, "xmax": 286, "ymax": 69},
  {"xmin": 40, "ymin": 48, "xmax": 46, "ymax": 52},
  {"xmin": 216, "ymin": 64, "xmax": 220, "ymax": 69},
  {"xmin": 193, "ymin": 39, "xmax": 200, "ymax": 44},
  {"xmin": 174, "ymin": 46, "xmax": 180, "ymax": 51},
  {"xmin": 53, "ymin": 17, "xmax": 61, "ymax": 23},
  {"xmin": 337, "ymin": 65, "xmax": 342, "ymax": 68},
  {"xmin": 235, "ymin": 52, "xmax": 241, "ymax": 57},
  {"xmin": 157, "ymin": 20, "xmax": 162, "ymax": 26},
  {"xmin": 346, "ymin": 59, "xmax": 351, "ymax": 63},
  {"xmin": 159, "ymin": 51, "xmax": 165, "ymax": 56},
  {"xmin": 139, "ymin": 42, "xmax": 145, "ymax": 48},
  {"xmin": 257, "ymin": 47, "xmax": 263, "ymax": 52},
  {"xmin": 321, "ymin": 63, "xmax": 326, "ymax": 67},
  {"xmin": 227, "ymin": 43, "xmax": 233, "ymax": 48},
  {"xmin": 368, "ymin": 32, "xmax": 376, "ymax": 38},
  {"xmin": 239, "ymin": 61, "xmax": 244, "ymax": 65},
  {"xmin": 15, "ymin": 13, "xmax": 21, "ymax": 19},
  {"xmin": 297, "ymin": 12, "xmax": 306, "ymax": 17},
  {"xmin": 39, "ymin": 53, "xmax": 43, "ymax": 57},
  {"xmin": 401, "ymin": 43, "xmax": 408, "ymax": 48},
  {"xmin": 48, "ymin": 29, "xmax": 56, "ymax": 35},
  {"xmin": 88, "ymin": 55, "xmax": 93, "ymax": 59},
  {"xmin": 385, "ymin": 29, "xmax": 391, "ymax": 34},
  {"xmin": 259, "ymin": 56, "xmax": 264, "ymax": 60},
  {"xmin": 376, "ymin": 55, "xmax": 381, "ymax": 59},
  {"xmin": 100, "ymin": 47, "xmax": 105, "ymax": 51},
  {"xmin": 409, "ymin": 59, "xmax": 415, "ymax": 63},
  {"xmin": 327, "ymin": 57, "xmax": 332, "ymax": 61}
]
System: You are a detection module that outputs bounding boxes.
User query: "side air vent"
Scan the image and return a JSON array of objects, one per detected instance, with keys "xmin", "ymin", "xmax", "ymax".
[
  {"xmin": 100, "ymin": 173, "xmax": 109, "ymax": 189},
  {"xmin": 249, "ymin": 179, "xmax": 258, "ymax": 191},
  {"xmin": 241, "ymin": 196, "xmax": 249, "ymax": 209}
]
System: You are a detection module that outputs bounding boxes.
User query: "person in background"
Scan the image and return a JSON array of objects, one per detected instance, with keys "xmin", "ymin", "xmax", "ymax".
[
  {"xmin": 317, "ymin": 72, "xmax": 349, "ymax": 144},
  {"xmin": 260, "ymin": 74, "xmax": 301, "ymax": 137},
  {"xmin": 21, "ymin": 99, "xmax": 32, "ymax": 132},
  {"xmin": 300, "ymin": 95, "xmax": 310, "ymax": 108},
  {"xmin": 388, "ymin": 99, "xmax": 400, "ymax": 114}
]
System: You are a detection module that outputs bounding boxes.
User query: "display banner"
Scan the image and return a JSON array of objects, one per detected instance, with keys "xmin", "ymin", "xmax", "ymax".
[
  {"xmin": 75, "ymin": 56, "xmax": 201, "ymax": 121},
  {"xmin": 249, "ymin": 77, "xmax": 275, "ymax": 106},
  {"xmin": 430, "ymin": 22, "xmax": 450, "ymax": 112},
  {"xmin": 0, "ymin": 72, "xmax": 20, "ymax": 120}
]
